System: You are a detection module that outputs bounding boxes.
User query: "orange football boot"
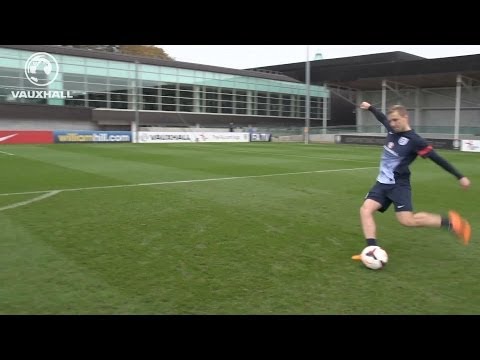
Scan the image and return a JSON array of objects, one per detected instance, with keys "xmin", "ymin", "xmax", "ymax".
[{"xmin": 448, "ymin": 210, "xmax": 471, "ymax": 245}]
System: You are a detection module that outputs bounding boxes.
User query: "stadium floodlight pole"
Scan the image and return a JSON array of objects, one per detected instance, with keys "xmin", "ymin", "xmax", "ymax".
[
  {"xmin": 305, "ymin": 45, "xmax": 311, "ymax": 145},
  {"xmin": 381, "ymin": 79, "xmax": 387, "ymax": 134},
  {"xmin": 454, "ymin": 74, "xmax": 461, "ymax": 145},
  {"xmin": 134, "ymin": 60, "xmax": 140, "ymax": 143}
]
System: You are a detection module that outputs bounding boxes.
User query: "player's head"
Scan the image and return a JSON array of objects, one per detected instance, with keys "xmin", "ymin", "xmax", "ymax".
[{"xmin": 387, "ymin": 105, "xmax": 411, "ymax": 132}]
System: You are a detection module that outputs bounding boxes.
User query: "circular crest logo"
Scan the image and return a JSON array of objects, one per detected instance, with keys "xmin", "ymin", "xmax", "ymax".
[
  {"xmin": 398, "ymin": 136, "xmax": 409, "ymax": 146},
  {"xmin": 24, "ymin": 52, "xmax": 59, "ymax": 87}
]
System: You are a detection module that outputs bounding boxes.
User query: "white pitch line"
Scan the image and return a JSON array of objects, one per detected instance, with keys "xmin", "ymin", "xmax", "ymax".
[
  {"xmin": 169, "ymin": 144, "xmax": 378, "ymax": 163},
  {"xmin": 0, "ymin": 166, "xmax": 377, "ymax": 197},
  {"xmin": 0, "ymin": 150, "xmax": 15, "ymax": 156},
  {"xmin": 0, "ymin": 190, "xmax": 61, "ymax": 212},
  {"xmin": 207, "ymin": 149, "xmax": 377, "ymax": 163}
]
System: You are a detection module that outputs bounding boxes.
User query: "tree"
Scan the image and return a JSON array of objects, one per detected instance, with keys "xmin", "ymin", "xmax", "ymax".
[
  {"xmin": 61, "ymin": 45, "xmax": 121, "ymax": 53},
  {"xmin": 119, "ymin": 45, "xmax": 173, "ymax": 60},
  {"xmin": 60, "ymin": 45, "xmax": 174, "ymax": 60}
]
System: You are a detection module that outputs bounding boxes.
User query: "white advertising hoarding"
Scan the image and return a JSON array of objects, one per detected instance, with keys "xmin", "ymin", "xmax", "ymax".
[
  {"xmin": 460, "ymin": 140, "xmax": 480, "ymax": 152},
  {"xmin": 137, "ymin": 132, "xmax": 250, "ymax": 143}
]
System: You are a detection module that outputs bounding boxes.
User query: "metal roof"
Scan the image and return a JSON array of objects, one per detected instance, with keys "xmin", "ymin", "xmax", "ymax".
[{"xmin": 253, "ymin": 51, "xmax": 480, "ymax": 90}]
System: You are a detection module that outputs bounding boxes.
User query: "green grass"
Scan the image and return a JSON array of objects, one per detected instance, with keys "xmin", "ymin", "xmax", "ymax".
[{"xmin": 0, "ymin": 142, "xmax": 479, "ymax": 314}]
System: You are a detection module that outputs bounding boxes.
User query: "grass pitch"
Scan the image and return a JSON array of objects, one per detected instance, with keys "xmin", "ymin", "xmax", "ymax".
[{"xmin": 1, "ymin": 142, "xmax": 478, "ymax": 314}]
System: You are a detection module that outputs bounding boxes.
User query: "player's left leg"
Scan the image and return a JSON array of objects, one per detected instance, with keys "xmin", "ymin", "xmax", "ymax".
[
  {"xmin": 395, "ymin": 211, "xmax": 442, "ymax": 227},
  {"xmin": 392, "ymin": 185, "xmax": 471, "ymax": 245},
  {"xmin": 391, "ymin": 184, "xmax": 443, "ymax": 227},
  {"xmin": 396, "ymin": 211, "xmax": 471, "ymax": 245},
  {"xmin": 446, "ymin": 211, "xmax": 471, "ymax": 245}
]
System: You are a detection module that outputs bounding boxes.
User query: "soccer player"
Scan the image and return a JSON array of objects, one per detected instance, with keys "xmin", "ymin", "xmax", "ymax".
[{"xmin": 352, "ymin": 101, "xmax": 471, "ymax": 261}]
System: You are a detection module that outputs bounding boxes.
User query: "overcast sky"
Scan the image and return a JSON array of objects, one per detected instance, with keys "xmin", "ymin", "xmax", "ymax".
[{"xmin": 157, "ymin": 45, "xmax": 480, "ymax": 70}]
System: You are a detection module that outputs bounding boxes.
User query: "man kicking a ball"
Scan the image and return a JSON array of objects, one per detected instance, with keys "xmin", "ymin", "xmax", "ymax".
[{"xmin": 352, "ymin": 101, "xmax": 471, "ymax": 261}]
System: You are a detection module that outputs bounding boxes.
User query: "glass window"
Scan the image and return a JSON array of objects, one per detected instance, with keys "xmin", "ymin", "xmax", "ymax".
[
  {"xmin": 220, "ymin": 88, "xmax": 233, "ymax": 114},
  {"xmin": 142, "ymin": 82, "xmax": 159, "ymax": 111},
  {"xmin": 110, "ymin": 77, "xmax": 129, "ymax": 109},
  {"xmin": 298, "ymin": 96, "xmax": 306, "ymax": 118},
  {"xmin": 177, "ymin": 75, "xmax": 195, "ymax": 85},
  {"xmin": 64, "ymin": 73, "xmax": 86, "ymax": 107},
  {"xmin": 178, "ymin": 69, "xmax": 195, "ymax": 77},
  {"xmin": 161, "ymin": 83, "xmax": 177, "ymax": 111},
  {"xmin": 140, "ymin": 64, "xmax": 158, "ymax": 75},
  {"xmin": 310, "ymin": 97, "xmax": 321, "ymax": 119},
  {"xmin": 140, "ymin": 87, "xmax": 159, "ymax": 110},
  {"xmin": 256, "ymin": 91, "xmax": 267, "ymax": 116},
  {"xmin": 291, "ymin": 95, "xmax": 298, "ymax": 117},
  {"xmin": 177, "ymin": 69, "xmax": 195, "ymax": 85},
  {"xmin": 86, "ymin": 75, "xmax": 107, "ymax": 108},
  {"xmin": 63, "ymin": 74, "xmax": 85, "ymax": 91},
  {"xmin": 86, "ymin": 66, "xmax": 107, "ymax": 76},
  {"xmin": 109, "ymin": 68, "xmax": 130, "ymax": 78},
  {"xmin": 62, "ymin": 64, "xmax": 84, "ymax": 74},
  {"xmin": 88, "ymin": 92, "xmax": 107, "ymax": 108},
  {"xmin": 0, "ymin": 68, "xmax": 21, "ymax": 103},
  {"xmin": 62, "ymin": 55, "xmax": 85, "ymax": 66},
  {"xmin": 85, "ymin": 58, "xmax": 107, "ymax": 67},
  {"xmin": 270, "ymin": 93, "xmax": 280, "ymax": 116},
  {"xmin": 234, "ymin": 90, "xmax": 247, "ymax": 115},
  {"xmin": 139, "ymin": 64, "xmax": 160, "ymax": 82},
  {"xmin": 19, "ymin": 76, "xmax": 47, "ymax": 105},
  {"xmin": 195, "ymin": 86, "xmax": 204, "ymax": 113},
  {"xmin": 282, "ymin": 94, "xmax": 291, "ymax": 117},
  {"xmin": 205, "ymin": 87, "xmax": 218, "ymax": 113},
  {"xmin": 159, "ymin": 67, "xmax": 177, "ymax": 83},
  {"xmin": 179, "ymin": 85, "xmax": 193, "ymax": 112},
  {"xmin": 65, "ymin": 93, "xmax": 86, "ymax": 107}
]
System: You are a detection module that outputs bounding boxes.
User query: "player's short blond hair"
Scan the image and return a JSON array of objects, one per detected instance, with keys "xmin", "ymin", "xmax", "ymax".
[{"xmin": 387, "ymin": 105, "xmax": 408, "ymax": 117}]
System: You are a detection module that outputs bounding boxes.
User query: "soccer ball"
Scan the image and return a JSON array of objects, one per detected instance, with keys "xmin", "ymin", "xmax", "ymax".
[{"xmin": 361, "ymin": 245, "xmax": 388, "ymax": 270}]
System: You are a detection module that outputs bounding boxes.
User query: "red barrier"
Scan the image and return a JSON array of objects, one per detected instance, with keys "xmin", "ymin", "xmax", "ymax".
[{"xmin": 0, "ymin": 131, "xmax": 54, "ymax": 144}]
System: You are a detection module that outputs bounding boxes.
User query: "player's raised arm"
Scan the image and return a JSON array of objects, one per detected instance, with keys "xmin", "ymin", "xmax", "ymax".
[
  {"xmin": 359, "ymin": 101, "xmax": 371, "ymax": 110},
  {"xmin": 359, "ymin": 101, "xmax": 390, "ymax": 129}
]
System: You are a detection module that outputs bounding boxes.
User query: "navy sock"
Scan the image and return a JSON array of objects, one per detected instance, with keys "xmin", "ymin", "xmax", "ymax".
[
  {"xmin": 441, "ymin": 216, "xmax": 450, "ymax": 231},
  {"xmin": 366, "ymin": 238, "xmax": 377, "ymax": 246}
]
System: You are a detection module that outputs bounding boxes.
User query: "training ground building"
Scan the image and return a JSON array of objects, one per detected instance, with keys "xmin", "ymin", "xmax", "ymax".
[
  {"xmin": 1, "ymin": 45, "xmax": 480, "ymax": 149},
  {"xmin": 0, "ymin": 45, "xmax": 329, "ymax": 134},
  {"xmin": 258, "ymin": 51, "xmax": 480, "ymax": 143}
]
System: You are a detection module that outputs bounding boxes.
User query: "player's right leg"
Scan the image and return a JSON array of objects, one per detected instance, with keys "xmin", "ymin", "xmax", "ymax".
[
  {"xmin": 360, "ymin": 198, "xmax": 384, "ymax": 242},
  {"xmin": 353, "ymin": 186, "xmax": 386, "ymax": 260},
  {"xmin": 353, "ymin": 199, "xmax": 383, "ymax": 260}
]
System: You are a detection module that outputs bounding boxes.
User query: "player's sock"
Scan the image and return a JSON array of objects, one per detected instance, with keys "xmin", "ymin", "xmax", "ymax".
[
  {"xmin": 366, "ymin": 238, "xmax": 377, "ymax": 246},
  {"xmin": 441, "ymin": 216, "xmax": 450, "ymax": 231}
]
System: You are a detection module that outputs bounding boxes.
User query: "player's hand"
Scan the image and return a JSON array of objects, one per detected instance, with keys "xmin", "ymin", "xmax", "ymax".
[
  {"xmin": 360, "ymin": 102, "xmax": 371, "ymax": 110},
  {"xmin": 459, "ymin": 177, "xmax": 471, "ymax": 189}
]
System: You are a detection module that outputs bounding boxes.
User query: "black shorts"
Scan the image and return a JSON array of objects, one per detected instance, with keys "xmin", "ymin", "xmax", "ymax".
[{"xmin": 365, "ymin": 181, "xmax": 413, "ymax": 213}]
